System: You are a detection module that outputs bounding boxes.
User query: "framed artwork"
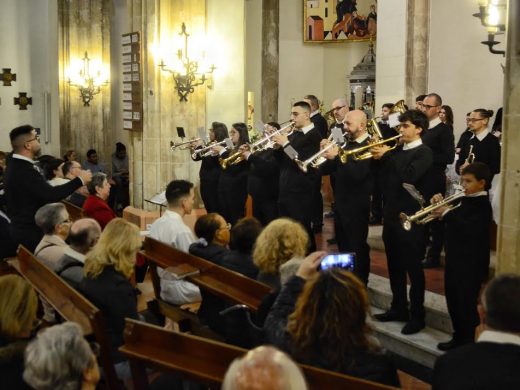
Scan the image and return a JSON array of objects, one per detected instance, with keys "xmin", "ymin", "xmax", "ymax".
[{"xmin": 304, "ymin": 0, "xmax": 377, "ymax": 42}]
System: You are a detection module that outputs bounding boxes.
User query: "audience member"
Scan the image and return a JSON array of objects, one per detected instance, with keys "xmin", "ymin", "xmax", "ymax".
[
  {"xmin": 222, "ymin": 217, "xmax": 262, "ymax": 279},
  {"xmin": 0, "ymin": 274, "xmax": 38, "ymax": 389},
  {"xmin": 265, "ymin": 255, "xmax": 400, "ymax": 387},
  {"xmin": 83, "ymin": 172, "xmax": 116, "ymax": 229},
  {"xmin": 44, "ymin": 158, "xmax": 67, "ymax": 186},
  {"xmin": 54, "ymin": 218, "xmax": 101, "ymax": 290},
  {"xmin": 34, "ymin": 203, "xmax": 71, "ymax": 269},
  {"xmin": 222, "ymin": 346, "xmax": 308, "ymax": 390},
  {"xmin": 4, "ymin": 125, "xmax": 91, "ymax": 251},
  {"xmin": 23, "ymin": 322, "xmax": 99, "ymax": 390},
  {"xmin": 111, "ymin": 142, "xmax": 130, "ymax": 211},
  {"xmin": 62, "ymin": 160, "xmax": 88, "ymax": 207},
  {"xmin": 433, "ymin": 274, "xmax": 520, "ymax": 389},
  {"xmin": 149, "ymin": 180, "xmax": 201, "ymax": 305},
  {"xmin": 63, "ymin": 150, "xmax": 77, "ymax": 162},
  {"xmin": 83, "ymin": 149, "xmax": 107, "ymax": 174},
  {"xmin": 80, "ymin": 218, "xmax": 140, "ymax": 379}
]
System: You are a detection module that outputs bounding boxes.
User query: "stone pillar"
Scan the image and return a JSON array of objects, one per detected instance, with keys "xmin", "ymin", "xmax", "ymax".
[
  {"xmin": 405, "ymin": 0, "xmax": 430, "ymax": 105},
  {"xmin": 495, "ymin": 0, "xmax": 520, "ymax": 274},
  {"xmin": 261, "ymin": 0, "xmax": 279, "ymax": 122}
]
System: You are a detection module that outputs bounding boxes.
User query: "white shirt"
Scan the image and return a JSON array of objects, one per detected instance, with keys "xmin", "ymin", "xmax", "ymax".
[
  {"xmin": 472, "ymin": 128, "xmax": 490, "ymax": 141},
  {"xmin": 301, "ymin": 123, "xmax": 315, "ymax": 135},
  {"xmin": 48, "ymin": 177, "xmax": 69, "ymax": 186},
  {"xmin": 428, "ymin": 117, "xmax": 442, "ymax": 129},
  {"xmin": 354, "ymin": 133, "xmax": 370, "ymax": 144},
  {"xmin": 310, "ymin": 110, "xmax": 320, "ymax": 118},
  {"xmin": 149, "ymin": 210, "xmax": 201, "ymax": 305},
  {"xmin": 478, "ymin": 330, "xmax": 520, "ymax": 347},
  {"xmin": 402, "ymin": 138, "xmax": 423, "ymax": 151},
  {"xmin": 12, "ymin": 153, "xmax": 36, "ymax": 164}
]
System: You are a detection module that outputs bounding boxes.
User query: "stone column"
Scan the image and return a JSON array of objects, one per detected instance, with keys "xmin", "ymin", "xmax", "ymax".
[
  {"xmin": 495, "ymin": 0, "xmax": 520, "ymax": 274},
  {"xmin": 261, "ymin": 0, "xmax": 279, "ymax": 122},
  {"xmin": 405, "ymin": 0, "xmax": 430, "ymax": 104}
]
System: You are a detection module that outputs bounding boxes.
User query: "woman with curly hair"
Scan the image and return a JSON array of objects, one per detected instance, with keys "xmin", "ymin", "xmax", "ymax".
[{"xmin": 264, "ymin": 255, "xmax": 400, "ymax": 387}]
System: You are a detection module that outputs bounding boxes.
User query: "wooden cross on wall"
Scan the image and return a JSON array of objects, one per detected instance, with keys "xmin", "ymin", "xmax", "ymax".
[
  {"xmin": 0, "ymin": 68, "xmax": 16, "ymax": 86},
  {"xmin": 14, "ymin": 92, "xmax": 32, "ymax": 110}
]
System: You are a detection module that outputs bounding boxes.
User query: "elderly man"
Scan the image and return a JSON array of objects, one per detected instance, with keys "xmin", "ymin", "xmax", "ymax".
[
  {"xmin": 222, "ymin": 346, "xmax": 308, "ymax": 390},
  {"xmin": 62, "ymin": 160, "xmax": 89, "ymax": 207},
  {"xmin": 55, "ymin": 218, "xmax": 101, "ymax": 289},
  {"xmin": 34, "ymin": 203, "xmax": 71, "ymax": 269},
  {"xmin": 4, "ymin": 125, "xmax": 91, "ymax": 251}
]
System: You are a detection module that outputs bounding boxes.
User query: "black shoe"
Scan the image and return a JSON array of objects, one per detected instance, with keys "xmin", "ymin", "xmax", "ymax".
[
  {"xmin": 437, "ymin": 338, "xmax": 470, "ymax": 351},
  {"xmin": 422, "ymin": 258, "xmax": 441, "ymax": 268},
  {"xmin": 327, "ymin": 238, "xmax": 337, "ymax": 245},
  {"xmin": 401, "ymin": 319, "xmax": 425, "ymax": 335},
  {"xmin": 374, "ymin": 310, "xmax": 409, "ymax": 322}
]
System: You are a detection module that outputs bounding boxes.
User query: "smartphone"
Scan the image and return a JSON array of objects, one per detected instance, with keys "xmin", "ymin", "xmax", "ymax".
[{"xmin": 319, "ymin": 253, "xmax": 355, "ymax": 271}]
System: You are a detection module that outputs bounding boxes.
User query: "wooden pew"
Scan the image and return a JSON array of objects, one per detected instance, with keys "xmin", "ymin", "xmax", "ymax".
[
  {"xmin": 120, "ymin": 319, "xmax": 396, "ymax": 390},
  {"xmin": 142, "ymin": 236, "xmax": 271, "ymax": 312},
  {"xmin": 62, "ymin": 200, "xmax": 84, "ymax": 221},
  {"xmin": 12, "ymin": 246, "xmax": 122, "ymax": 390}
]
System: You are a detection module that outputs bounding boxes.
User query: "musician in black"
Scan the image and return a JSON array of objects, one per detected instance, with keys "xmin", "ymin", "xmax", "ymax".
[
  {"xmin": 273, "ymin": 101, "xmax": 321, "ymax": 252},
  {"xmin": 192, "ymin": 122, "xmax": 228, "ymax": 214},
  {"xmin": 456, "ymin": 109, "xmax": 501, "ymax": 183},
  {"xmin": 420, "ymin": 93, "xmax": 455, "ymax": 268},
  {"xmin": 371, "ymin": 109, "xmax": 433, "ymax": 335},
  {"xmin": 322, "ymin": 110, "xmax": 374, "ymax": 285}
]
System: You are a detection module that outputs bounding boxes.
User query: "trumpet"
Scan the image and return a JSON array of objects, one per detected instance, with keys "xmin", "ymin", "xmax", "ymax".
[
  {"xmin": 465, "ymin": 144, "xmax": 475, "ymax": 164},
  {"xmin": 339, "ymin": 134, "xmax": 402, "ymax": 164},
  {"xmin": 170, "ymin": 138, "xmax": 202, "ymax": 151},
  {"xmin": 399, "ymin": 190, "xmax": 465, "ymax": 231},
  {"xmin": 295, "ymin": 133, "xmax": 346, "ymax": 173},
  {"xmin": 191, "ymin": 139, "xmax": 229, "ymax": 159}
]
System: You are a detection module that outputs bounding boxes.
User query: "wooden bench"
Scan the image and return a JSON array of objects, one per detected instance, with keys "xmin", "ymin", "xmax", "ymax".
[
  {"xmin": 120, "ymin": 319, "xmax": 396, "ymax": 390},
  {"xmin": 12, "ymin": 246, "xmax": 122, "ymax": 390},
  {"xmin": 62, "ymin": 200, "xmax": 84, "ymax": 221}
]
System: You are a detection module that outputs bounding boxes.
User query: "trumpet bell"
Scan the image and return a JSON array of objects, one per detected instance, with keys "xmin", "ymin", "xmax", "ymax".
[
  {"xmin": 294, "ymin": 159, "xmax": 308, "ymax": 173},
  {"xmin": 400, "ymin": 212, "xmax": 413, "ymax": 231}
]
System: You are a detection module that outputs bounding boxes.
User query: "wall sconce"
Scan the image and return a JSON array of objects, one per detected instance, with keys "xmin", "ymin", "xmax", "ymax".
[
  {"xmin": 68, "ymin": 51, "xmax": 109, "ymax": 106},
  {"xmin": 473, "ymin": 0, "xmax": 507, "ymax": 56},
  {"xmin": 158, "ymin": 23, "xmax": 216, "ymax": 102}
]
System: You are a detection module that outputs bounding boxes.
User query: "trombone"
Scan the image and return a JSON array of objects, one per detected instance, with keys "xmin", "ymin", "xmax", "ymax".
[
  {"xmin": 170, "ymin": 138, "xmax": 202, "ymax": 151},
  {"xmin": 399, "ymin": 190, "xmax": 465, "ymax": 231}
]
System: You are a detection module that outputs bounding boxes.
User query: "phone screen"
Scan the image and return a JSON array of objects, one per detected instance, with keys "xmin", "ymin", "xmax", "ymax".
[{"xmin": 319, "ymin": 253, "xmax": 355, "ymax": 271}]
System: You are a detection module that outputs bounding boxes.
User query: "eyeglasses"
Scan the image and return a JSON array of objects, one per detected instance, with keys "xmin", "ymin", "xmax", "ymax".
[
  {"xmin": 467, "ymin": 118, "xmax": 485, "ymax": 123},
  {"xmin": 333, "ymin": 105, "xmax": 346, "ymax": 111},
  {"xmin": 422, "ymin": 104, "xmax": 439, "ymax": 110},
  {"xmin": 61, "ymin": 219, "xmax": 72, "ymax": 224},
  {"xmin": 26, "ymin": 135, "xmax": 40, "ymax": 143}
]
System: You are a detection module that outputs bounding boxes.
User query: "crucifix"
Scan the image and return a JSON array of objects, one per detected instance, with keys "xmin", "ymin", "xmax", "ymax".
[
  {"xmin": 14, "ymin": 92, "xmax": 32, "ymax": 110},
  {"xmin": 0, "ymin": 68, "xmax": 17, "ymax": 86}
]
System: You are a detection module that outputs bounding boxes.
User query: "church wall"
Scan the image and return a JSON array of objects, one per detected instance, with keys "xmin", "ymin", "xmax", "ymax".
[
  {"xmin": 0, "ymin": 0, "xmax": 60, "ymax": 156},
  {"xmin": 245, "ymin": 0, "xmax": 263, "ymax": 124}
]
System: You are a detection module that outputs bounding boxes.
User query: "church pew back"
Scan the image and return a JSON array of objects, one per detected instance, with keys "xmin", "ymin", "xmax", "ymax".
[
  {"xmin": 120, "ymin": 319, "xmax": 396, "ymax": 390},
  {"xmin": 142, "ymin": 237, "xmax": 271, "ymax": 311},
  {"xmin": 62, "ymin": 200, "xmax": 84, "ymax": 221},
  {"xmin": 14, "ymin": 246, "xmax": 122, "ymax": 390}
]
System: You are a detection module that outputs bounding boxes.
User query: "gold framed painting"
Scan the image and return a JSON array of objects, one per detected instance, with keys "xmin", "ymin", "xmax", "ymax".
[{"xmin": 304, "ymin": 0, "xmax": 377, "ymax": 42}]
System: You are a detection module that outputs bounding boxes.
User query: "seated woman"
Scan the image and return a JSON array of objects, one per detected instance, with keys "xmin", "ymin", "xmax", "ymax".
[
  {"xmin": 0, "ymin": 274, "xmax": 38, "ymax": 389},
  {"xmin": 80, "ymin": 218, "xmax": 141, "ymax": 380},
  {"xmin": 221, "ymin": 217, "xmax": 262, "ymax": 279},
  {"xmin": 23, "ymin": 322, "xmax": 99, "ymax": 390},
  {"xmin": 265, "ymin": 256, "xmax": 400, "ymax": 387},
  {"xmin": 44, "ymin": 158, "xmax": 68, "ymax": 186},
  {"xmin": 189, "ymin": 213, "xmax": 231, "ymax": 265},
  {"xmin": 82, "ymin": 172, "xmax": 116, "ymax": 230}
]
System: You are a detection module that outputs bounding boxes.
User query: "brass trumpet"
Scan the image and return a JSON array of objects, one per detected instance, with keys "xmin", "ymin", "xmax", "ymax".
[
  {"xmin": 339, "ymin": 134, "xmax": 402, "ymax": 164},
  {"xmin": 399, "ymin": 190, "xmax": 465, "ymax": 231},
  {"xmin": 170, "ymin": 138, "xmax": 202, "ymax": 151},
  {"xmin": 192, "ymin": 139, "xmax": 230, "ymax": 159},
  {"xmin": 295, "ymin": 132, "xmax": 346, "ymax": 173},
  {"xmin": 465, "ymin": 144, "xmax": 476, "ymax": 164}
]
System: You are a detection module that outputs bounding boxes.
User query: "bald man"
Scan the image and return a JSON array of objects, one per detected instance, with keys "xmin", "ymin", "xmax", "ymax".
[{"xmin": 322, "ymin": 110, "xmax": 374, "ymax": 284}]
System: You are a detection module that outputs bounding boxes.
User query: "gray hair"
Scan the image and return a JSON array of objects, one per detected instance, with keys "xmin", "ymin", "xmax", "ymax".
[
  {"xmin": 86, "ymin": 172, "xmax": 107, "ymax": 195},
  {"xmin": 35, "ymin": 203, "xmax": 67, "ymax": 235},
  {"xmin": 222, "ymin": 346, "xmax": 308, "ymax": 390},
  {"xmin": 23, "ymin": 322, "xmax": 96, "ymax": 390}
]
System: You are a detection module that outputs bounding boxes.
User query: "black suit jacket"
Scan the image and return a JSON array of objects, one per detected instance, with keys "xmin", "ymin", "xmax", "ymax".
[
  {"xmin": 247, "ymin": 149, "xmax": 279, "ymax": 202},
  {"xmin": 433, "ymin": 341, "xmax": 520, "ymax": 390},
  {"xmin": 421, "ymin": 121, "xmax": 455, "ymax": 171},
  {"xmin": 311, "ymin": 113, "xmax": 329, "ymax": 139}
]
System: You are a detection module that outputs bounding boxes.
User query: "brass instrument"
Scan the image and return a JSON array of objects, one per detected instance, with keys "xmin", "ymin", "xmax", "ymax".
[
  {"xmin": 191, "ymin": 139, "xmax": 229, "ymax": 159},
  {"xmin": 339, "ymin": 134, "xmax": 402, "ymax": 164},
  {"xmin": 295, "ymin": 131, "xmax": 346, "ymax": 173},
  {"xmin": 399, "ymin": 190, "xmax": 466, "ymax": 231},
  {"xmin": 465, "ymin": 144, "xmax": 475, "ymax": 164},
  {"xmin": 170, "ymin": 138, "xmax": 202, "ymax": 151}
]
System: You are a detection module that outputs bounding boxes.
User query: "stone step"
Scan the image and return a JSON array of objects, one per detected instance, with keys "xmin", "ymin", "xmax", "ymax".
[
  {"xmin": 368, "ymin": 273, "xmax": 453, "ymax": 334},
  {"xmin": 370, "ymin": 306, "xmax": 448, "ymax": 369}
]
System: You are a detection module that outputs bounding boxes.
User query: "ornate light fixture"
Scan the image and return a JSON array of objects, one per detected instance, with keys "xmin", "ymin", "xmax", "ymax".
[
  {"xmin": 473, "ymin": 0, "xmax": 507, "ymax": 56},
  {"xmin": 68, "ymin": 51, "xmax": 109, "ymax": 106},
  {"xmin": 159, "ymin": 23, "xmax": 216, "ymax": 102}
]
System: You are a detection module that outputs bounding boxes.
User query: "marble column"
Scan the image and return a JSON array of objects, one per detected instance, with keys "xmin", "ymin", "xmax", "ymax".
[
  {"xmin": 405, "ymin": 0, "xmax": 430, "ymax": 105},
  {"xmin": 495, "ymin": 0, "xmax": 520, "ymax": 274},
  {"xmin": 261, "ymin": 0, "xmax": 279, "ymax": 122}
]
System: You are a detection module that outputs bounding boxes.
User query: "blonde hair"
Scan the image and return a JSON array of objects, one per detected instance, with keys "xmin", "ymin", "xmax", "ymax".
[
  {"xmin": 0, "ymin": 275, "xmax": 38, "ymax": 339},
  {"xmin": 84, "ymin": 218, "xmax": 141, "ymax": 279},
  {"xmin": 253, "ymin": 218, "xmax": 308, "ymax": 274}
]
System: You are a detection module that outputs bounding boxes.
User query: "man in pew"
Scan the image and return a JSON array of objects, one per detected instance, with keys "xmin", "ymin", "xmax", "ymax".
[
  {"xmin": 433, "ymin": 274, "xmax": 520, "ymax": 389},
  {"xmin": 222, "ymin": 345, "xmax": 308, "ymax": 390},
  {"xmin": 149, "ymin": 179, "xmax": 201, "ymax": 305},
  {"xmin": 54, "ymin": 218, "xmax": 101, "ymax": 290}
]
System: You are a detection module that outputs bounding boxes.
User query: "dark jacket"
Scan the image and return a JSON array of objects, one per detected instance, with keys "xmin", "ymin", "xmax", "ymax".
[
  {"xmin": 456, "ymin": 132, "xmax": 501, "ymax": 179},
  {"xmin": 55, "ymin": 254, "xmax": 84, "ymax": 290},
  {"xmin": 247, "ymin": 150, "xmax": 279, "ymax": 202},
  {"xmin": 80, "ymin": 266, "xmax": 138, "ymax": 363},
  {"xmin": 221, "ymin": 250, "xmax": 259, "ymax": 279},
  {"xmin": 264, "ymin": 276, "xmax": 399, "ymax": 387},
  {"xmin": 0, "ymin": 336, "xmax": 31, "ymax": 389},
  {"xmin": 188, "ymin": 241, "xmax": 228, "ymax": 266},
  {"xmin": 310, "ymin": 113, "xmax": 329, "ymax": 139}
]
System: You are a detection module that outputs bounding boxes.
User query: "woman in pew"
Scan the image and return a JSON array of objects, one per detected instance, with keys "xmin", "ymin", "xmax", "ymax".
[
  {"xmin": 264, "ymin": 255, "xmax": 400, "ymax": 387},
  {"xmin": 0, "ymin": 274, "xmax": 39, "ymax": 389},
  {"xmin": 81, "ymin": 218, "xmax": 141, "ymax": 380}
]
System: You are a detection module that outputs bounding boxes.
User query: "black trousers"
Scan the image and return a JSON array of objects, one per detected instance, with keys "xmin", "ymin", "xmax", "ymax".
[
  {"xmin": 424, "ymin": 171, "xmax": 447, "ymax": 260},
  {"xmin": 382, "ymin": 219, "xmax": 426, "ymax": 320},
  {"xmin": 252, "ymin": 197, "xmax": 278, "ymax": 226},
  {"xmin": 335, "ymin": 207, "xmax": 371, "ymax": 285},
  {"xmin": 200, "ymin": 179, "xmax": 220, "ymax": 214},
  {"xmin": 311, "ymin": 176, "xmax": 323, "ymax": 229},
  {"xmin": 279, "ymin": 192, "xmax": 316, "ymax": 253}
]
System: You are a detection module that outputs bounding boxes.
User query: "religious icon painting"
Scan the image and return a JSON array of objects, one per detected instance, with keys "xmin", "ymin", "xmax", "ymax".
[{"xmin": 304, "ymin": 0, "xmax": 377, "ymax": 42}]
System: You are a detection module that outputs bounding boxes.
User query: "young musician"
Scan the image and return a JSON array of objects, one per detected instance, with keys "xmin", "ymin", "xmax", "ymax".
[
  {"xmin": 272, "ymin": 101, "xmax": 321, "ymax": 252},
  {"xmin": 322, "ymin": 109, "xmax": 373, "ymax": 285},
  {"xmin": 192, "ymin": 122, "xmax": 228, "ymax": 214},
  {"xmin": 371, "ymin": 110, "xmax": 433, "ymax": 335},
  {"xmin": 431, "ymin": 162, "xmax": 493, "ymax": 350}
]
